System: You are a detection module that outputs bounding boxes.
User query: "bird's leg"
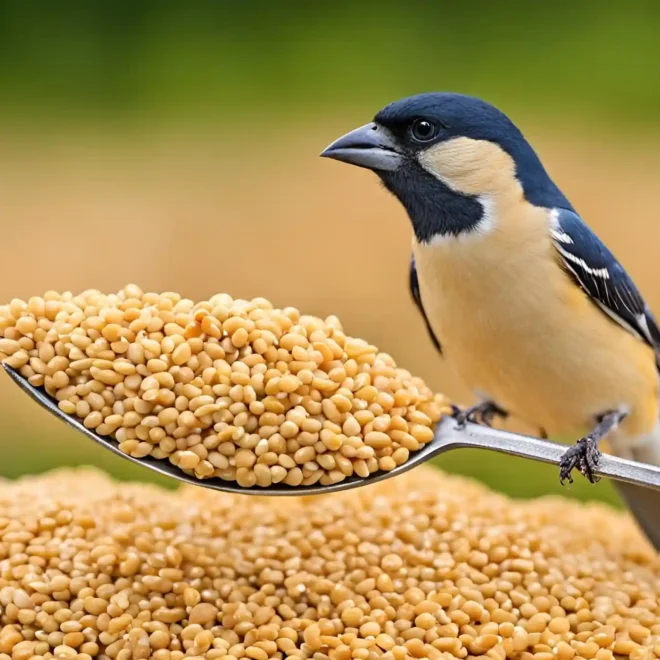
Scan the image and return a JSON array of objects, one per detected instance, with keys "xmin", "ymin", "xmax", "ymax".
[
  {"xmin": 453, "ymin": 400, "xmax": 508, "ymax": 429},
  {"xmin": 559, "ymin": 409, "xmax": 627, "ymax": 485}
]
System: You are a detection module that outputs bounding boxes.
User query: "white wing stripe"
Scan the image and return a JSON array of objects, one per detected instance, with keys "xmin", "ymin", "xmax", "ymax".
[
  {"xmin": 549, "ymin": 228, "xmax": 574, "ymax": 244},
  {"xmin": 554, "ymin": 244, "xmax": 610, "ymax": 279}
]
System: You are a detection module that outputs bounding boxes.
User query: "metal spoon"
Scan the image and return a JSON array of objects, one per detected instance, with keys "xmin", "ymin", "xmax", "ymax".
[{"xmin": 5, "ymin": 363, "xmax": 660, "ymax": 496}]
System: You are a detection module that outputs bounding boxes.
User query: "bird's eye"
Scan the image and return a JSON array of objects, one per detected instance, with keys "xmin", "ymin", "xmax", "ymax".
[{"xmin": 411, "ymin": 119, "xmax": 437, "ymax": 142}]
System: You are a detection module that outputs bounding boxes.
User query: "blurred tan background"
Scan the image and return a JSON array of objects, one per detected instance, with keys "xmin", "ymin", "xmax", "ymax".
[{"xmin": 2, "ymin": 2, "xmax": 660, "ymax": 506}]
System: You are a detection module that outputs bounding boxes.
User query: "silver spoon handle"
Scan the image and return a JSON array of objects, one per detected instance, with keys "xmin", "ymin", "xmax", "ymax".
[{"xmin": 434, "ymin": 417, "xmax": 660, "ymax": 492}]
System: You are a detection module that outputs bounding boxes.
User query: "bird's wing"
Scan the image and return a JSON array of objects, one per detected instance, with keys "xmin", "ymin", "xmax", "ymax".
[
  {"xmin": 409, "ymin": 254, "xmax": 442, "ymax": 353},
  {"xmin": 550, "ymin": 208, "xmax": 660, "ymax": 367}
]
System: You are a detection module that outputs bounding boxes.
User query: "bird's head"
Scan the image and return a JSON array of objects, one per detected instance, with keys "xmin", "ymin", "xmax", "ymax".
[{"xmin": 321, "ymin": 92, "xmax": 569, "ymax": 242}]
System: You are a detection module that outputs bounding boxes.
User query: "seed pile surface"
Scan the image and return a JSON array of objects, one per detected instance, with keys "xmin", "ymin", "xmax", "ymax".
[
  {"xmin": 0, "ymin": 467, "xmax": 659, "ymax": 660},
  {"xmin": 0, "ymin": 286, "xmax": 450, "ymax": 488}
]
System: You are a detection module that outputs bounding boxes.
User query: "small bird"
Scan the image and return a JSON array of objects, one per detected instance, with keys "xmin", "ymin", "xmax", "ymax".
[{"xmin": 321, "ymin": 92, "xmax": 660, "ymax": 548}]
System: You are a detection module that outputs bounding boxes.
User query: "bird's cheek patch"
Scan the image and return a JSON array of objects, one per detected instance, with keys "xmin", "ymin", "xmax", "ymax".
[{"xmin": 418, "ymin": 137, "xmax": 518, "ymax": 197}]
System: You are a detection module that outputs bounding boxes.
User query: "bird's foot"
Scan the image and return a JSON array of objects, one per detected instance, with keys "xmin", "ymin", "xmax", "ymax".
[
  {"xmin": 559, "ymin": 436, "xmax": 601, "ymax": 485},
  {"xmin": 453, "ymin": 400, "xmax": 508, "ymax": 429},
  {"xmin": 558, "ymin": 409, "xmax": 627, "ymax": 486}
]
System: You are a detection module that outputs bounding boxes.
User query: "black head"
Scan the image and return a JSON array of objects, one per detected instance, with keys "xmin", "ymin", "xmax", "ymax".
[{"xmin": 321, "ymin": 92, "xmax": 571, "ymax": 242}]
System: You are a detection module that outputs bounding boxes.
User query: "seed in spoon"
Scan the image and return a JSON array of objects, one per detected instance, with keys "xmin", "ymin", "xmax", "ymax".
[{"xmin": 0, "ymin": 285, "xmax": 453, "ymax": 487}]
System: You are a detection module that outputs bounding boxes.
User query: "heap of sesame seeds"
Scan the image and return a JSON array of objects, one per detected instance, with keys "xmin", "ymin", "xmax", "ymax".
[
  {"xmin": 0, "ymin": 466, "xmax": 659, "ymax": 660},
  {"xmin": 0, "ymin": 286, "xmax": 451, "ymax": 488}
]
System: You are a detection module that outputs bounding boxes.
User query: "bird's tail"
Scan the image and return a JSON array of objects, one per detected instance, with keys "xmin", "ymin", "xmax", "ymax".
[{"xmin": 610, "ymin": 424, "xmax": 660, "ymax": 550}]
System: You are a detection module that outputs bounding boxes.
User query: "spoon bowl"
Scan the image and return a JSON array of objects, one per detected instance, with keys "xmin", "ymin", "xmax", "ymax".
[{"xmin": 5, "ymin": 363, "xmax": 660, "ymax": 495}]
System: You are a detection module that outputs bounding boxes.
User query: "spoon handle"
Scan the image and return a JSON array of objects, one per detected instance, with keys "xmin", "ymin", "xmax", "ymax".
[{"xmin": 436, "ymin": 417, "xmax": 660, "ymax": 492}]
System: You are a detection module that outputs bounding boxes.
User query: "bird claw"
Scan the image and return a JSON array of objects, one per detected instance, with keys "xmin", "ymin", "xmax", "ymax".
[
  {"xmin": 559, "ymin": 436, "xmax": 602, "ymax": 485},
  {"xmin": 453, "ymin": 401, "xmax": 507, "ymax": 429}
]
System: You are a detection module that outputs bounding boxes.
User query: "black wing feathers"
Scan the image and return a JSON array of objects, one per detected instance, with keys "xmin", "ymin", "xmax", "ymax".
[
  {"xmin": 551, "ymin": 208, "xmax": 660, "ymax": 366},
  {"xmin": 409, "ymin": 255, "xmax": 442, "ymax": 353}
]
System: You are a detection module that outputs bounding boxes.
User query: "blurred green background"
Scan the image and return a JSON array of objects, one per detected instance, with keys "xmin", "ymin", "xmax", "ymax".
[{"xmin": 2, "ymin": 1, "xmax": 660, "ymax": 507}]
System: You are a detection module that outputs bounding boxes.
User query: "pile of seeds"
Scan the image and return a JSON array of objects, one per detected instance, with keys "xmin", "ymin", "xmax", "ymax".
[
  {"xmin": 0, "ymin": 466, "xmax": 658, "ymax": 660},
  {"xmin": 0, "ymin": 286, "xmax": 451, "ymax": 488}
]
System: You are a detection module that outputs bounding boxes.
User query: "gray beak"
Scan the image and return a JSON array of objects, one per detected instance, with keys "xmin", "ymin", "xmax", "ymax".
[{"xmin": 320, "ymin": 123, "xmax": 403, "ymax": 172}]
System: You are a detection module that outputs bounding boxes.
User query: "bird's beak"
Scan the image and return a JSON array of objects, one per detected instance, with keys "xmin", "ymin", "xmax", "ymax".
[{"xmin": 320, "ymin": 123, "xmax": 402, "ymax": 172}]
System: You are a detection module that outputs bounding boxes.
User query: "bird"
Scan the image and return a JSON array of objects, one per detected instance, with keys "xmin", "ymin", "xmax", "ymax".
[{"xmin": 320, "ymin": 92, "xmax": 660, "ymax": 549}]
